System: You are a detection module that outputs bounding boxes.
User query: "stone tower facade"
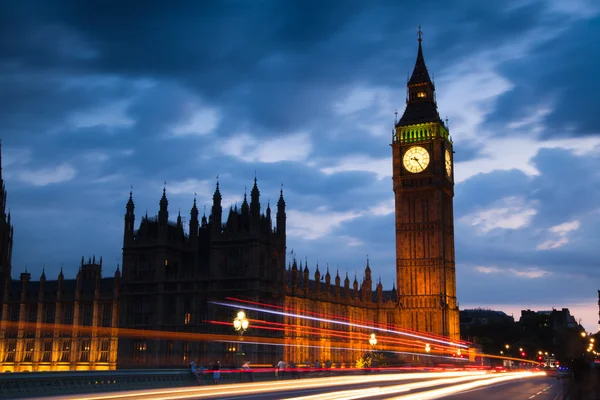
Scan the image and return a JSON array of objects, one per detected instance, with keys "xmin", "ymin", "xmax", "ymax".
[
  {"xmin": 118, "ymin": 179, "xmax": 287, "ymax": 368},
  {"xmin": 392, "ymin": 32, "xmax": 460, "ymax": 341}
]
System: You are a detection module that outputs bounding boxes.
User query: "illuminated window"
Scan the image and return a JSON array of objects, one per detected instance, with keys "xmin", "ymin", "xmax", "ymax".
[
  {"xmin": 183, "ymin": 342, "xmax": 189, "ymax": 363},
  {"xmin": 165, "ymin": 259, "xmax": 168, "ymax": 266},
  {"xmin": 23, "ymin": 339, "xmax": 34, "ymax": 362},
  {"xmin": 5, "ymin": 340, "xmax": 16, "ymax": 362},
  {"xmin": 99, "ymin": 340, "xmax": 110, "ymax": 362},
  {"xmin": 42, "ymin": 340, "xmax": 52, "ymax": 362},
  {"xmin": 184, "ymin": 312, "xmax": 191, "ymax": 325},
  {"xmin": 417, "ymin": 92, "xmax": 426, "ymax": 98},
  {"xmin": 80, "ymin": 339, "xmax": 91, "ymax": 362},
  {"xmin": 60, "ymin": 340, "xmax": 71, "ymax": 362},
  {"xmin": 133, "ymin": 341, "xmax": 147, "ymax": 363}
]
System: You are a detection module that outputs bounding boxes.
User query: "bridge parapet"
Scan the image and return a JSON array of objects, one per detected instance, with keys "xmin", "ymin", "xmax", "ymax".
[{"xmin": 0, "ymin": 369, "xmax": 197, "ymax": 399}]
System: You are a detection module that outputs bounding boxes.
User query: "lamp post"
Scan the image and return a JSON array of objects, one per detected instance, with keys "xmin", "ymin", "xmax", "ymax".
[
  {"xmin": 233, "ymin": 311, "xmax": 249, "ymax": 366},
  {"xmin": 369, "ymin": 334, "xmax": 377, "ymax": 369}
]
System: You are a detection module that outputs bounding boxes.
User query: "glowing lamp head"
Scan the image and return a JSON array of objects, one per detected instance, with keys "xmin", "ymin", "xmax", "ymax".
[
  {"xmin": 237, "ymin": 311, "xmax": 246, "ymax": 320},
  {"xmin": 241, "ymin": 319, "xmax": 249, "ymax": 330},
  {"xmin": 233, "ymin": 319, "xmax": 241, "ymax": 330},
  {"xmin": 369, "ymin": 333, "xmax": 377, "ymax": 346}
]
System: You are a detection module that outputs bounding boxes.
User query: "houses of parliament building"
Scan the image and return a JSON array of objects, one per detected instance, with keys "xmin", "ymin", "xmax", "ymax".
[{"xmin": 0, "ymin": 35, "xmax": 460, "ymax": 372}]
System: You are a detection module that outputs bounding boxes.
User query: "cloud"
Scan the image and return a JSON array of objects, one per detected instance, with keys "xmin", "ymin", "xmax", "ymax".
[
  {"xmin": 68, "ymin": 100, "xmax": 135, "ymax": 130},
  {"xmin": 536, "ymin": 220, "xmax": 581, "ymax": 250},
  {"xmin": 474, "ymin": 266, "xmax": 500, "ymax": 274},
  {"xmin": 16, "ymin": 163, "xmax": 77, "ymax": 186},
  {"xmin": 320, "ymin": 155, "xmax": 390, "ymax": 180},
  {"xmin": 171, "ymin": 107, "xmax": 221, "ymax": 137},
  {"xmin": 165, "ymin": 179, "xmax": 212, "ymax": 196},
  {"xmin": 460, "ymin": 196, "xmax": 538, "ymax": 234},
  {"xmin": 473, "ymin": 265, "xmax": 550, "ymax": 278},
  {"xmin": 220, "ymin": 132, "xmax": 313, "ymax": 163},
  {"xmin": 287, "ymin": 208, "xmax": 363, "ymax": 240}
]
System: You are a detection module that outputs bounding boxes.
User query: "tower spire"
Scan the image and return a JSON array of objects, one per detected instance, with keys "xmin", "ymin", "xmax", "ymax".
[{"xmin": 396, "ymin": 26, "xmax": 441, "ymax": 127}]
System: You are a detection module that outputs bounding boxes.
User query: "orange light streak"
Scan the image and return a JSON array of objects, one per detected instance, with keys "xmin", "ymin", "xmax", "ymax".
[{"xmin": 227, "ymin": 297, "xmax": 470, "ymax": 345}]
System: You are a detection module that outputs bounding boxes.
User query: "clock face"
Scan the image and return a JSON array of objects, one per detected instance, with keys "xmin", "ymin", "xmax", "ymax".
[
  {"xmin": 445, "ymin": 149, "xmax": 452, "ymax": 177},
  {"xmin": 403, "ymin": 146, "xmax": 430, "ymax": 173}
]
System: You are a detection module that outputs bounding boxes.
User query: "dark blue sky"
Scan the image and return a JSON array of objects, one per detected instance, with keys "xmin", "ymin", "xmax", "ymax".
[{"xmin": 1, "ymin": 1, "xmax": 599, "ymax": 330}]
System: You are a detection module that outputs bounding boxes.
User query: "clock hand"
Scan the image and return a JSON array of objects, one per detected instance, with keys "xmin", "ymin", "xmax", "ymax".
[{"xmin": 412, "ymin": 157, "xmax": 423, "ymax": 169}]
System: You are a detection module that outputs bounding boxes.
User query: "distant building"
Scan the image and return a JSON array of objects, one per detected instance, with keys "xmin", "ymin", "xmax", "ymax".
[
  {"xmin": 459, "ymin": 309, "xmax": 515, "ymax": 328},
  {"xmin": 519, "ymin": 308, "xmax": 580, "ymax": 332}
]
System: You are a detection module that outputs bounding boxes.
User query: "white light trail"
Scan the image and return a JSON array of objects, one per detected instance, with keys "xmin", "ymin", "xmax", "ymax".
[{"xmin": 210, "ymin": 300, "xmax": 467, "ymax": 348}]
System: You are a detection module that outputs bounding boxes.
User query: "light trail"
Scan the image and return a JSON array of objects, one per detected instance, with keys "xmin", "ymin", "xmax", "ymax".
[
  {"xmin": 46, "ymin": 371, "xmax": 545, "ymax": 400},
  {"xmin": 283, "ymin": 372, "xmax": 545, "ymax": 400},
  {"xmin": 208, "ymin": 319, "xmax": 462, "ymax": 355},
  {"xmin": 227, "ymin": 296, "xmax": 471, "ymax": 346},
  {"xmin": 389, "ymin": 371, "xmax": 547, "ymax": 399},
  {"xmin": 210, "ymin": 300, "xmax": 468, "ymax": 348},
  {"xmin": 46, "ymin": 371, "xmax": 489, "ymax": 400},
  {"xmin": 225, "ymin": 297, "xmax": 471, "ymax": 345}
]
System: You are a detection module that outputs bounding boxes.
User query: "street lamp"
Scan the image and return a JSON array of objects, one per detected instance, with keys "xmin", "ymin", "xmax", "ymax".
[
  {"xmin": 233, "ymin": 311, "xmax": 249, "ymax": 335},
  {"xmin": 425, "ymin": 343, "xmax": 431, "ymax": 353},
  {"xmin": 368, "ymin": 334, "xmax": 377, "ymax": 369},
  {"xmin": 233, "ymin": 311, "xmax": 249, "ymax": 367},
  {"xmin": 581, "ymin": 331, "xmax": 587, "ymax": 338},
  {"xmin": 369, "ymin": 333, "xmax": 377, "ymax": 347}
]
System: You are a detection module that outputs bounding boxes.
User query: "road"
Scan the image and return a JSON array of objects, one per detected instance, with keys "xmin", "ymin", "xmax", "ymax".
[
  {"xmin": 46, "ymin": 371, "xmax": 557, "ymax": 400},
  {"xmin": 441, "ymin": 377, "xmax": 569, "ymax": 399}
]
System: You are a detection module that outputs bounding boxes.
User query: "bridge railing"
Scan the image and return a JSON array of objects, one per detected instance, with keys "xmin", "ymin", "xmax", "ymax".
[{"xmin": 0, "ymin": 367, "xmax": 370, "ymax": 399}]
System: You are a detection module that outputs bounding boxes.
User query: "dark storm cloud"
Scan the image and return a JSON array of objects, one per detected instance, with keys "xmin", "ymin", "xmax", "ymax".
[
  {"xmin": 483, "ymin": 17, "xmax": 600, "ymax": 137},
  {"xmin": 0, "ymin": 0, "xmax": 559, "ymax": 135}
]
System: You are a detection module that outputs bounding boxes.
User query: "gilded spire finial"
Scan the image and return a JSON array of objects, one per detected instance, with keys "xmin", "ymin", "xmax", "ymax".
[{"xmin": 417, "ymin": 25, "xmax": 423, "ymax": 43}]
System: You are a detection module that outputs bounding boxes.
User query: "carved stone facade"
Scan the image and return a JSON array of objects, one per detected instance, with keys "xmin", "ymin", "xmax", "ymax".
[
  {"xmin": 117, "ymin": 179, "xmax": 287, "ymax": 368},
  {"xmin": 283, "ymin": 259, "xmax": 398, "ymax": 365},
  {"xmin": 0, "ymin": 259, "xmax": 120, "ymax": 372}
]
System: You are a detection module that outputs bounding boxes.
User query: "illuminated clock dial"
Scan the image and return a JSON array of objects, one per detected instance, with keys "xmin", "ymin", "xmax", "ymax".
[
  {"xmin": 403, "ymin": 146, "xmax": 430, "ymax": 173},
  {"xmin": 445, "ymin": 149, "xmax": 452, "ymax": 177}
]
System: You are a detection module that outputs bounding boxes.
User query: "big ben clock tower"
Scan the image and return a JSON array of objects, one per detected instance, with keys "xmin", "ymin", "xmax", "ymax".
[{"xmin": 392, "ymin": 29, "xmax": 459, "ymax": 341}]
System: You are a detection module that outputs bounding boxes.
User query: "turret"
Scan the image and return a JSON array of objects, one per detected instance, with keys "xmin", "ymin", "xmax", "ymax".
[
  {"xmin": 344, "ymin": 273, "xmax": 350, "ymax": 299},
  {"xmin": 114, "ymin": 265, "xmax": 121, "ymax": 297},
  {"xmin": 362, "ymin": 257, "xmax": 372, "ymax": 300},
  {"xmin": 241, "ymin": 191, "xmax": 249, "ymax": 228},
  {"xmin": 303, "ymin": 261, "xmax": 309, "ymax": 295},
  {"xmin": 250, "ymin": 177, "xmax": 260, "ymax": 218},
  {"xmin": 176, "ymin": 209, "xmax": 182, "ymax": 227},
  {"xmin": 335, "ymin": 270, "xmax": 341, "ymax": 297},
  {"xmin": 189, "ymin": 196, "xmax": 199, "ymax": 237},
  {"xmin": 0, "ymin": 141, "xmax": 14, "ymax": 286},
  {"xmin": 266, "ymin": 201, "xmax": 272, "ymax": 232},
  {"xmin": 211, "ymin": 180, "xmax": 222, "ymax": 232},
  {"xmin": 39, "ymin": 269, "xmax": 46, "ymax": 302},
  {"xmin": 376, "ymin": 278, "xmax": 383, "ymax": 303},
  {"xmin": 277, "ymin": 186, "xmax": 286, "ymax": 236},
  {"xmin": 324, "ymin": 266, "xmax": 331, "ymax": 295},
  {"xmin": 158, "ymin": 184, "xmax": 169, "ymax": 227},
  {"xmin": 57, "ymin": 267, "xmax": 64, "ymax": 301},
  {"xmin": 314, "ymin": 263, "xmax": 321, "ymax": 294},
  {"xmin": 20, "ymin": 270, "xmax": 30, "ymax": 303},
  {"xmin": 353, "ymin": 274, "xmax": 359, "ymax": 299},
  {"xmin": 201, "ymin": 206, "xmax": 208, "ymax": 228},
  {"xmin": 291, "ymin": 258, "xmax": 298, "ymax": 290},
  {"xmin": 124, "ymin": 189, "xmax": 135, "ymax": 246}
]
